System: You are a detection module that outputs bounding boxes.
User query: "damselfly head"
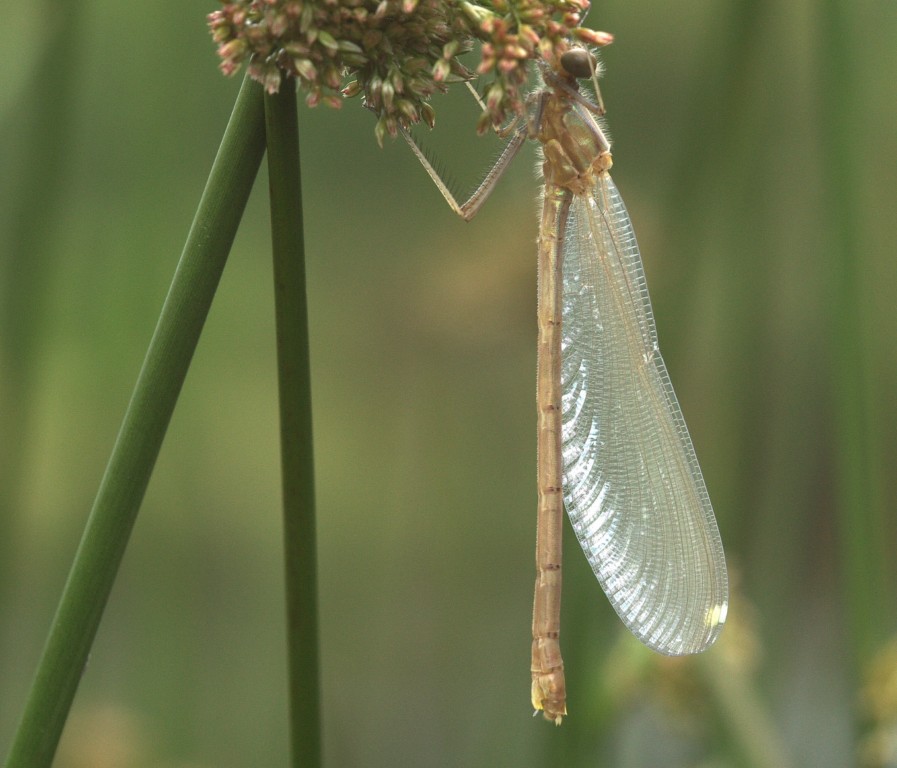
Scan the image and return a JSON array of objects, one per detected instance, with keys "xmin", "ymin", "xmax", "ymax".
[
  {"xmin": 559, "ymin": 48, "xmax": 598, "ymax": 80},
  {"xmin": 554, "ymin": 47, "xmax": 606, "ymax": 116}
]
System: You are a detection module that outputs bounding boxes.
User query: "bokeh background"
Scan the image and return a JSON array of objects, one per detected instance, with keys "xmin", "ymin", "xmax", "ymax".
[{"xmin": 2, "ymin": 1, "xmax": 896, "ymax": 766}]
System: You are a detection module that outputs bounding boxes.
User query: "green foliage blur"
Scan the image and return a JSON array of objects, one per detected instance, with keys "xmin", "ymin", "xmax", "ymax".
[{"xmin": 2, "ymin": 1, "xmax": 896, "ymax": 766}]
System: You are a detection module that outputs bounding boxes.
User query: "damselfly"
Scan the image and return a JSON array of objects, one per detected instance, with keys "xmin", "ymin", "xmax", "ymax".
[{"xmin": 401, "ymin": 46, "xmax": 728, "ymax": 724}]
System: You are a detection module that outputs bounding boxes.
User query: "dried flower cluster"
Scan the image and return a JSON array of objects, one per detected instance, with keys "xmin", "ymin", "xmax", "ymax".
[{"xmin": 208, "ymin": 0, "xmax": 611, "ymax": 142}]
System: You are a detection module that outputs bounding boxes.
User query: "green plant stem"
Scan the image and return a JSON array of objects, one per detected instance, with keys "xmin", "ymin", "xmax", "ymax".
[
  {"xmin": 3, "ymin": 74, "xmax": 266, "ymax": 768},
  {"xmin": 818, "ymin": 0, "xmax": 890, "ymax": 671},
  {"xmin": 264, "ymin": 87, "xmax": 321, "ymax": 766}
]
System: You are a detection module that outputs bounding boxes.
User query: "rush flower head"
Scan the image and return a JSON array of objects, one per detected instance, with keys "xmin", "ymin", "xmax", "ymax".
[{"xmin": 208, "ymin": 0, "xmax": 612, "ymax": 142}]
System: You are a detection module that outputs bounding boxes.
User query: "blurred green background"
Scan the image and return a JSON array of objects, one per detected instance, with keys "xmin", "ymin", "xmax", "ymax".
[{"xmin": 2, "ymin": 0, "xmax": 896, "ymax": 766}]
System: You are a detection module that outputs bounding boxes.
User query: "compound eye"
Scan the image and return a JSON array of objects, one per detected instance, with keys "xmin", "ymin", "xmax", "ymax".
[{"xmin": 560, "ymin": 49, "xmax": 597, "ymax": 79}]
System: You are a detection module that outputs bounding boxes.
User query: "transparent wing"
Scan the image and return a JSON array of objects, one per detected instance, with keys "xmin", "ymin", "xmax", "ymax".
[{"xmin": 561, "ymin": 173, "xmax": 728, "ymax": 655}]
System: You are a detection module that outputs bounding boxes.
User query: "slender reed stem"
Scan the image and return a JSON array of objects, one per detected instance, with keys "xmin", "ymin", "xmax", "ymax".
[
  {"xmin": 817, "ymin": 0, "xmax": 890, "ymax": 671},
  {"xmin": 264, "ymin": 86, "xmax": 321, "ymax": 766},
  {"xmin": 3, "ymin": 74, "xmax": 266, "ymax": 768}
]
